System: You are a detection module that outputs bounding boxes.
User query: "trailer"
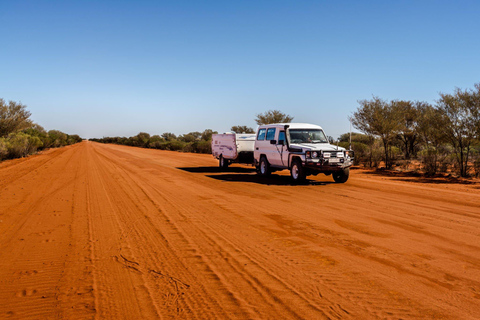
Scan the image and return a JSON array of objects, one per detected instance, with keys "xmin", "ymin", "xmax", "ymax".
[{"xmin": 211, "ymin": 133, "xmax": 255, "ymax": 168}]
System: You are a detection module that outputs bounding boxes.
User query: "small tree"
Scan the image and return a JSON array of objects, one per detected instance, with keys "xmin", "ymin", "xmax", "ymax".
[
  {"xmin": 230, "ymin": 125, "xmax": 254, "ymax": 133},
  {"xmin": 392, "ymin": 100, "xmax": 419, "ymax": 160},
  {"xmin": 0, "ymin": 99, "xmax": 33, "ymax": 137},
  {"xmin": 133, "ymin": 132, "xmax": 150, "ymax": 147},
  {"xmin": 148, "ymin": 135, "xmax": 165, "ymax": 148},
  {"xmin": 351, "ymin": 97, "xmax": 402, "ymax": 169},
  {"xmin": 200, "ymin": 129, "xmax": 216, "ymax": 141},
  {"xmin": 179, "ymin": 131, "xmax": 201, "ymax": 143},
  {"xmin": 416, "ymin": 102, "xmax": 447, "ymax": 175},
  {"xmin": 437, "ymin": 86, "xmax": 478, "ymax": 177},
  {"xmin": 161, "ymin": 132, "xmax": 177, "ymax": 141},
  {"xmin": 47, "ymin": 130, "xmax": 68, "ymax": 148},
  {"xmin": 255, "ymin": 110, "xmax": 293, "ymax": 125},
  {"xmin": 339, "ymin": 132, "xmax": 377, "ymax": 167},
  {"xmin": 471, "ymin": 83, "xmax": 480, "ymax": 140}
]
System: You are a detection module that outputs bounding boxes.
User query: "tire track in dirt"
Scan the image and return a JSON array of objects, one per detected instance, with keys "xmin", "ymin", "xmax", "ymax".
[
  {"xmin": 91, "ymin": 143, "xmax": 441, "ymax": 319},
  {"xmin": 90, "ymin": 143, "xmax": 248, "ymax": 319},
  {"xmin": 0, "ymin": 144, "xmax": 84, "ymax": 319},
  {"xmin": 0, "ymin": 146, "xmax": 75, "ymax": 189},
  {"xmin": 81, "ymin": 143, "xmax": 162, "ymax": 319},
  {"xmin": 1, "ymin": 141, "xmax": 480, "ymax": 319}
]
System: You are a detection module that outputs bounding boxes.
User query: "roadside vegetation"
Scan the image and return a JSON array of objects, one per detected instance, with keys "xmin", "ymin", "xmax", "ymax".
[
  {"xmin": 0, "ymin": 99, "xmax": 83, "ymax": 161},
  {"xmin": 90, "ymin": 110, "xmax": 293, "ymax": 153},
  {"xmin": 345, "ymin": 83, "xmax": 480, "ymax": 178},
  {"xmin": 90, "ymin": 130, "xmax": 216, "ymax": 153},
  {"xmin": 92, "ymin": 83, "xmax": 480, "ymax": 179}
]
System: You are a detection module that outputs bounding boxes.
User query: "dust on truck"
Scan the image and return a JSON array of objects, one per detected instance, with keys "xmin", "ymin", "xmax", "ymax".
[
  {"xmin": 254, "ymin": 123, "xmax": 354, "ymax": 183},
  {"xmin": 212, "ymin": 123, "xmax": 354, "ymax": 183}
]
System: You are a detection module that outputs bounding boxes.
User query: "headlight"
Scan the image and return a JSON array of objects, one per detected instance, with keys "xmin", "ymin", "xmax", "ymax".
[
  {"xmin": 323, "ymin": 152, "xmax": 331, "ymax": 158},
  {"xmin": 337, "ymin": 152, "xmax": 344, "ymax": 158},
  {"xmin": 312, "ymin": 151, "xmax": 318, "ymax": 158}
]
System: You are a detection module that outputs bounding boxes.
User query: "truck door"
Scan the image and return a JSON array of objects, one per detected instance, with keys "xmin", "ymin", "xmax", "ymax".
[
  {"xmin": 264, "ymin": 128, "xmax": 277, "ymax": 166},
  {"xmin": 254, "ymin": 128, "xmax": 267, "ymax": 163},
  {"xmin": 269, "ymin": 130, "xmax": 287, "ymax": 167}
]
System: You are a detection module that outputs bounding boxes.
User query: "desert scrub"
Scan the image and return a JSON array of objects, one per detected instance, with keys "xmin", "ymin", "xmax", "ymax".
[
  {"xmin": 0, "ymin": 138, "xmax": 8, "ymax": 160},
  {"xmin": 6, "ymin": 132, "xmax": 43, "ymax": 159}
]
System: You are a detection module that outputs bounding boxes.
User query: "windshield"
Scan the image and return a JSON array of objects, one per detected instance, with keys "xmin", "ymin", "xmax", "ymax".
[{"xmin": 288, "ymin": 129, "xmax": 328, "ymax": 144}]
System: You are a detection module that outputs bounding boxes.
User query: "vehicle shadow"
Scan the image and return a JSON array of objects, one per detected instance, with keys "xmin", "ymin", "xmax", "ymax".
[
  {"xmin": 206, "ymin": 173, "xmax": 330, "ymax": 186},
  {"xmin": 177, "ymin": 166, "xmax": 256, "ymax": 173},
  {"xmin": 178, "ymin": 166, "xmax": 334, "ymax": 186}
]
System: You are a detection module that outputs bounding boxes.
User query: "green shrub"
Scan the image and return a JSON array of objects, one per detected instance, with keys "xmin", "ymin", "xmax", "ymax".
[
  {"xmin": 148, "ymin": 140, "xmax": 164, "ymax": 149},
  {"xmin": 6, "ymin": 132, "xmax": 43, "ymax": 158},
  {"xmin": 165, "ymin": 140, "xmax": 186, "ymax": 151},
  {"xmin": 47, "ymin": 130, "xmax": 67, "ymax": 148},
  {"xmin": 67, "ymin": 134, "xmax": 82, "ymax": 145},
  {"xmin": 194, "ymin": 140, "xmax": 212, "ymax": 153},
  {"xmin": 0, "ymin": 138, "xmax": 8, "ymax": 160}
]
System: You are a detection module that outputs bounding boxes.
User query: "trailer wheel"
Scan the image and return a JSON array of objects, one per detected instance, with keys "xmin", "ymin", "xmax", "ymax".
[
  {"xmin": 290, "ymin": 159, "xmax": 306, "ymax": 182},
  {"xmin": 219, "ymin": 155, "xmax": 229, "ymax": 169},
  {"xmin": 333, "ymin": 168, "xmax": 349, "ymax": 183},
  {"xmin": 258, "ymin": 156, "xmax": 271, "ymax": 176}
]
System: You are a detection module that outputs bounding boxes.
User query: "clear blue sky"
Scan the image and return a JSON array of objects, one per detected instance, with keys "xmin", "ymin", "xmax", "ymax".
[{"xmin": 1, "ymin": 0, "xmax": 479, "ymax": 139}]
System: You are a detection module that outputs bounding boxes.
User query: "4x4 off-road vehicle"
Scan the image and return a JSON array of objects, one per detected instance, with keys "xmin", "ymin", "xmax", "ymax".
[{"xmin": 253, "ymin": 123, "xmax": 354, "ymax": 183}]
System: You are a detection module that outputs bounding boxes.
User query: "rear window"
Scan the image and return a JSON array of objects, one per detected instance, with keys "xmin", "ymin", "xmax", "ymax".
[
  {"xmin": 278, "ymin": 131, "xmax": 285, "ymax": 143},
  {"xmin": 266, "ymin": 128, "xmax": 276, "ymax": 140},
  {"xmin": 257, "ymin": 129, "xmax": 266, "ymax": 140}
]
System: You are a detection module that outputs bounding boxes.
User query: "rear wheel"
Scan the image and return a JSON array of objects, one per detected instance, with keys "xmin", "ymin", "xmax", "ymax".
[
  {"xmin": 290, "ymin": 159, "xmax": 306, "ymax": 182},
  {"xmin": 258, "ymin": 156, "xmax": 271, "ymax": 176},
  {"xmin": 333, "ymin": 168, "xmax": 349, "ymax": 183},
  {"xmin": 219, "ymin": 155, "xmax": 229, "ymax": 169}
]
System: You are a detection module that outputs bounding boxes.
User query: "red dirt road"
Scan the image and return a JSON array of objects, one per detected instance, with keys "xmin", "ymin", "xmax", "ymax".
[{"xmin": 1, "ymin": 141, "xmax": 479, "ymax": 319}]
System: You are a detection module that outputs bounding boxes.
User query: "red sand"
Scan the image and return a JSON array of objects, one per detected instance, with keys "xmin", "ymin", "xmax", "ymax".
[{"xmin": 1, "ymin": 141, "xmax": 479, "ymax": 319}]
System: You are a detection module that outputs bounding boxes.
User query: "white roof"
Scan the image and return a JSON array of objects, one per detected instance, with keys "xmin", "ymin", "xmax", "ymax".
[{"xmin": 258, "ymin": 123, "xmax": 323, "ymax": 130}]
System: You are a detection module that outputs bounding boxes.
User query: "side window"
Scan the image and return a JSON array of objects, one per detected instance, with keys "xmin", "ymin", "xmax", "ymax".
[
  {"xmin": 266, "ymin": 128, "xmax": 276, "ymax": 140},
  {"xmin": 278, "ymin": 131, "xmax": 285, "ymax": 144},
  {"xmin": 257, "ymin": 129, "xmax": 266, "ymax": 140}
]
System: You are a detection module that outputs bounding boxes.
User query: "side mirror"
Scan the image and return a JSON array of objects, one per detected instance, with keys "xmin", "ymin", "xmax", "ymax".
[{"xmin": 270, "ymin": 140, "xmax": 276, "ymax": 144}]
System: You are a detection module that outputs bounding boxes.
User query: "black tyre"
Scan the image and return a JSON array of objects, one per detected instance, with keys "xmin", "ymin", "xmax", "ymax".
[
  {"xmin": 219, "ymin": 155, "xmax": 229, "ymax": 169},
  {"xmin": 333, "ymin": 168, "xmax": 349, "ymax": 183},
  {"xmin": 290, "ymin": 159, "xmax": 306, "ymax": 182},
  {"xmin": 258, "ymin": 156, "xmax": 271, "ymax": 176}
]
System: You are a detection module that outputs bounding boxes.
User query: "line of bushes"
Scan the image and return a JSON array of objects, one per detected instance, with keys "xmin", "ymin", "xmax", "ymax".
[
  {"xmin": 89, "ymin": 130, "xmax": 217, "ymax": 154},
  {"xmin": 345, "ymin": 83, "xmax": 480, "ymax": 177},
  {"xmin": 0, "ymin": 99, "xmax": 83, "ymax": 161},
  {"xmin": 335, "ymin": 132, "xmax": 480, "ymax": 177}
]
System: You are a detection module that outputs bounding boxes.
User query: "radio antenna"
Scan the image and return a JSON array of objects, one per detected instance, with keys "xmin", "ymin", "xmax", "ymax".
[{"xmin": 349, "ymin": 120, "xmax": 352, "ymax": 150}]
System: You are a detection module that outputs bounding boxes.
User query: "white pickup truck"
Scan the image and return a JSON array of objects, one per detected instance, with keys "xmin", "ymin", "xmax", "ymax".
[
  {"xmin": 253, "ymin": 123, "xmax": 354, "ymax": 183},
  {"xmin": 212, "ymin": 123, "xmax": 354, "ymax": 183}
]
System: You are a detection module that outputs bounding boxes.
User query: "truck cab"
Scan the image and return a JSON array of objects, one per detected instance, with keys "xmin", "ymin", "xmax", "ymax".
[{"xmin": 253, "ymin": 123, "xmax": 354, "ymax": 183}]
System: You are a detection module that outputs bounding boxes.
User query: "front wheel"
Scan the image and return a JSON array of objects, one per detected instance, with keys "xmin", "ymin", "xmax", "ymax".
[
  {"xmin": 290, "ymin": 159, "xmax": 306, "ymax": 182},
  {"xmin": 332, "ymin": 168, "xmax": 349, "ymax": 183},
  {"xmin": 258, "ymin": 156, "xmax": 271, "ymax": 176},
  {"xmin": 219, "ymin": 155, "xmax": 229, "ymax": 169}
]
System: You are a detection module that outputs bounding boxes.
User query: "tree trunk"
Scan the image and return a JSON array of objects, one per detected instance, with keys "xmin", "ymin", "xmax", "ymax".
[{"xmin": 382, "ymin": 139, "xmax": 390, "ymax": 169}]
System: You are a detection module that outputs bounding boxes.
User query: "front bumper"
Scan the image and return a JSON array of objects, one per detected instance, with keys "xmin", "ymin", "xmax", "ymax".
[{"xmin": 304, "ymin": 158, "xmax": 353, "ymax": 171}]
